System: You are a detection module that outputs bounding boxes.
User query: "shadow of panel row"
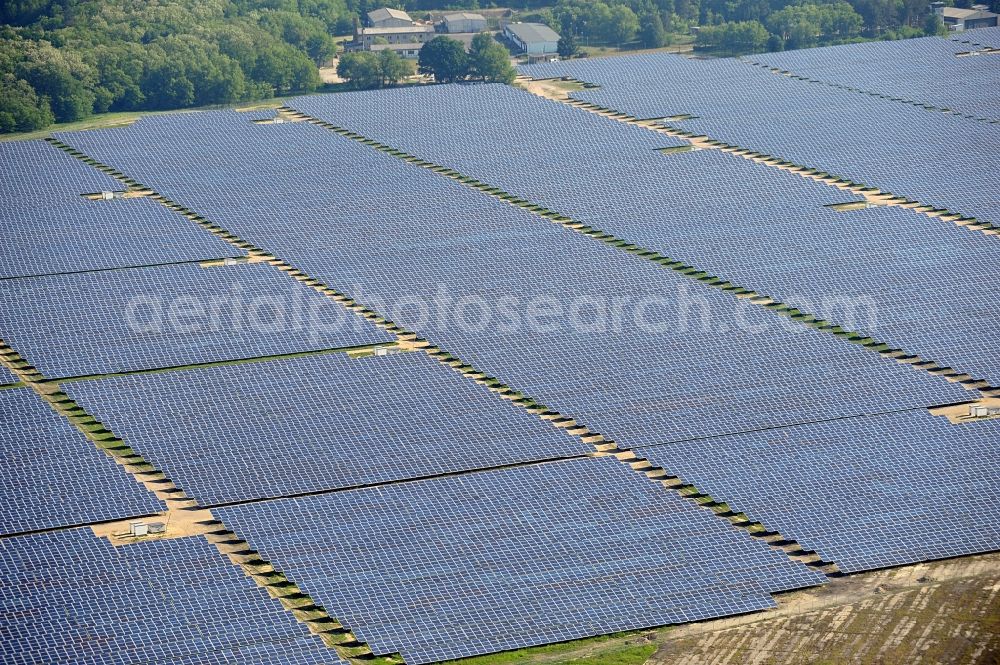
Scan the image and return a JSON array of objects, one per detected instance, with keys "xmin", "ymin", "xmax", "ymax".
[
  {"xmin": 218, "ymin": 456, "xmax": 827, "ymax": 664},
  {"xmin": 0, "ymin": 529, "xmax": 344, "ymax": 665},
  {"xmin": 0, "ymin": 261, "xmax": 393, "ymax": 380},
  {"xmin": 0, "ymin": 388, "xmax": 163, "ymax": 536},
  {"xmin": 0, "ymin": 140, "xmax": 243, "ymax": 279},
  {"xmin": 287, "ymin": 85, "xmax": 999, "ymax": 386},
  {"xmin": 65, "ymin": 351, "xmax": 592, "ymax": 505},
  {"xmin": 52, "ymin": 113, "xmax": 971, "ymax": 452},
  {"xmin": 639, "ymin": 410, "xmax": 1000, "ymax": 574}
]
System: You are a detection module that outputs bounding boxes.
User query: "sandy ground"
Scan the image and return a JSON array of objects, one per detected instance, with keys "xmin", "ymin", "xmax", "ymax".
[
  {"xmin": 651, "ymin": 553, "xmax": 1000, "ymax": 664},
  {"xmin": 320, "ymin": 62, "xmax": 344, "ymax": 84}
]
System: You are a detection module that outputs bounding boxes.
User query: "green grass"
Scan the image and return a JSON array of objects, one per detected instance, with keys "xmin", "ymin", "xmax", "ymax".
[
  {"xmin": 436, "ymin": 632, "xmax": 659, "ymax": 665},
  {"xmin": 565, "ymin": 644, "xmax": 657, "ymax": 665},
  {"xmin": 0, "ymin": 103, "xmax": 286, "ymax": 142}
]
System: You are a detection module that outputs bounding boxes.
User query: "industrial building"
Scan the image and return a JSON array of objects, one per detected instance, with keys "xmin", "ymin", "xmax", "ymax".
[
  {"xmin": 503, "ymin": 22, "xmax": 560, "ymax": 58},
  {"xmin": 442, "ymin": 12, "xmax": 488, "ymax": 33}
]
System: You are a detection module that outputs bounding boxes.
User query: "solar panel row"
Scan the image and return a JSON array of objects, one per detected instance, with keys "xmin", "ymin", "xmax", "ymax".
[
  {"xmin": 0, "ymin": 141, "xmax": 243, "ymax": 279},
  {"xmin": 0, "ymin": 529, "xmax": 344, "ymax": 665},
  {"xmin": 950, "ymin": 26, "xmax": 1000, "ymax": 48},
  {"xmin": 288, "ymin": 85, "xmax": 1000, "ymax": 385},
  {"xmin": 521, "ymin": 52, "xmax": 999, "ymax": 225},
  {"xmin": 0, "ymin": 262, "xmax": 393, "ymax": 379},
  {"xmin": 65, "ymin": 351, "xmax": 592, "ymax": 505},
  {"xmin": 218, "ymin": 456, "xmax": 827, "ymax": 664},
  {"xmin": 638, "ymin": 411, "xmax": 1000, "ymax": 573},
  {"xmin": 55, "ymin": 113, "xmax": 970, "ymax": 451},
  {"xmin": 746, "ymin": 36, "xmax": 1000, "ymax": 121},
  {"xmin": 0, "ymin": 388, "xmax": 163, "ymax": 535}
]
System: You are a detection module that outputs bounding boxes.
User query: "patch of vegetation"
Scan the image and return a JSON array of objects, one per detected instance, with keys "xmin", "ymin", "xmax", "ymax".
[{"xmin": 437, "ymin": 631, "xmax": 657, "ymax": 665}]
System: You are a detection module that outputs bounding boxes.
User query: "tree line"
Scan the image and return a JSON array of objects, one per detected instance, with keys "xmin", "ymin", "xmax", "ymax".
[
  {"xmin": 0, "ymin": 0, "xmax": 361, "ymax": 133},
  {"xmin": 520, "ymin": 0, "xmax": 989, "ymax": 53}
]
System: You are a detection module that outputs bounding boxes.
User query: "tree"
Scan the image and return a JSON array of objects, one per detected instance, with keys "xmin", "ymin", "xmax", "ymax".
[
  {"xmin": 639, "ymin": 10, "xmax": 669, "ymax": 48},
  {"xmin": 923, "ymin": 12, "xmax": 946, "ymax": 36},
  {"xmin": 337, "ymin": 51, "xmax": 382, "ymax": 88},
  {"xmin": 557, "ymin": 34, "xmax": 579, "ymax": 58},
  {"xmin": 696, "ymin": 20, "xmax": 769, "ymax": 54},
  {"xmin": 0, "ymin": 74, "xmax": 53, "ymax": 132},
  {"xmin": 418, "ymin": 36, "xmax": 468, "ymax": 83},
  {"xmin": 468, "ymin": 32, "xmax": 515, "ymax": 84},
  {"xmin": 377, "ymin": 49, "xmax": 413, "ymax": 86},
  {"xmin": 337, "ymin": 49, "xmax": 412, "ymax": 89},
  {"xmin": 16, "ymin": 42, "xmax": 96, "ymax": 122},
  {"xmin": 607, "ymin": 5, "xmax": 640, "ymax": 44}
]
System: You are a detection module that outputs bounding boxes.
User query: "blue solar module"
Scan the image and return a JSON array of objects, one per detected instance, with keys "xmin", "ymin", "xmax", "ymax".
[
  {"xmin": 0, "ymin": 141, "xmax": 243, "ymax": 278},
  {"xmin": 52, "ymin": 111, "xmax": 971, "ymax": 449},
  {"xmin": 638, "ymin": 411, "xmax": 1000, "ymax": 574},
  {"xmin": 0, "ymin": 529, "xmax": 343, "ymax": 665},
  {"xmin": 288, "ymin": 85, "xmax": 1000, "ymax": 384},
  {"xmin": 0, "ymin": 366, "xmax": 17, "ymax": 386},
  {"xmin": 521, "ymin": 53, "xmax": 1000, "ymax": 225},
  {"xmin": 747, "ymin": 37, "xmax": 1000, "ymax": 121},
  {"xmin": 218, "ymin": 456, "xmax": 827, "ymax": 664},
  {"xmin": 0, "ymin": 388, "xmax": 163, "ymax": 535},
  {"xmin": 0, "ymin": 262, "xmax": 392, "ymax": 379},
  {"xmin": 65, "ymin": 351, "xmax": 591, "ymax": 505}
]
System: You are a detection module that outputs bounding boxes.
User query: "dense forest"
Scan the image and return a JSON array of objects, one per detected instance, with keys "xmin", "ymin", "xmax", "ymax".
[
  {"xmin": 2, "ymin": 0, "xmax": 995, "ymax": 134},
  {"xmin": 0, "ymin": 0, "xmax": 357, "ymax": 133},
  {"xmin": 521, "ymin": 0, "xmax": 994, "ymax": 53}
]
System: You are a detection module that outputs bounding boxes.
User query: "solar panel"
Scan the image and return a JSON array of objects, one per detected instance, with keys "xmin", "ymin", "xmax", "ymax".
[
  {"xmin": 0, "ymin": 141, "xmax": 243, "ymax": 278},
  {"xmin": 288, "ymin": 85, "xmax": 1000, "ymax": 385},
  {"xmin": 0, "ymin": 529, "xmax": 344, "ymax": 665},
  {"xmin": 0, "ymin": 388, "xmax": 163, "ymax": 535},
  {"xmin": 0, "ymin": 262, "xmax": 393, "ymax": 379},
  {"xmin": 53, "ymin": 112, "xmax": 971, "ymax": 449},
  {"xmin": 521, "ymin": 51, "xmax": 999, "ymax": 225},
  {"xmin": 0, "ymin": 367, "xmax": 17, "ymax": 386},
  {"xmin": 746, "ymin": 37, "xmax": 1000, "ymax": 121},
  {"xmin": 218, "ymin": 456, "xmax": 826, "ymax": 663},
  {"xmin": 65, "ymin": 351, "xmax": 592, "ymax": 505},
  {"xmin": 638, "ymin": 411, "xmax": 1000, "ymax": 573}
]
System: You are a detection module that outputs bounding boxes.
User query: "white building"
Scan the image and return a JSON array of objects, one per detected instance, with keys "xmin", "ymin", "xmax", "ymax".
[
  {"xmin": 443, "ymin": 12, "xmax": 488, "ymax": 33},
  {"xmin": 351, "ymin": 25, "xmax": 436, "ymax": 51},
  {"xmin": 503, "ymin": 23, "xmax": 560, "ymax": 56},
  {"xmin": 366, "ymin": 7, "xmax": 413, "ymax": 28}
]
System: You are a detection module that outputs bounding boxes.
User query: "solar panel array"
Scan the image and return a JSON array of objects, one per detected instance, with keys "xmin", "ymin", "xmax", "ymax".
[
  {"xmin": 747, "ymin": 36, "xmax": 1000, "ymax": 121},
  {"xmin": 0, "ymin": 141, "xmax": 243, "ymax": 278},
  {"xmin": 290, "ymin": 85, "xmax": 1000, "ymax": 384},
  {"xmin": 53, "ymin": 112, "xmax": 970, "ymax": 450},
  {"xmin": 0, "ymin": 388, "xmax": 163, "ymax": 535},
  {"xmin": 0, "ymin": 529, "xmax": 344, "ymax": 665},
  {"xmin": 522, "ymin": 51, "xmax": 1000, "ymax": 225},
  {"xmin": 218, "ymin": 457, "xmax": 827, "ymax": 664},
  {"xmin": 639, "ymin": 412, "xmax": 1000, "ymax": 573},
  {"xmin": 0, "ymin": 262, "xmax": 392, "ymax": 379},
  {"xmin": 66, "ymin": 351, "xmax": 591, "ymax": 505},
  {"xmin": 0, "ymin": 35, "xmax": 988, "ymax": 663}
]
